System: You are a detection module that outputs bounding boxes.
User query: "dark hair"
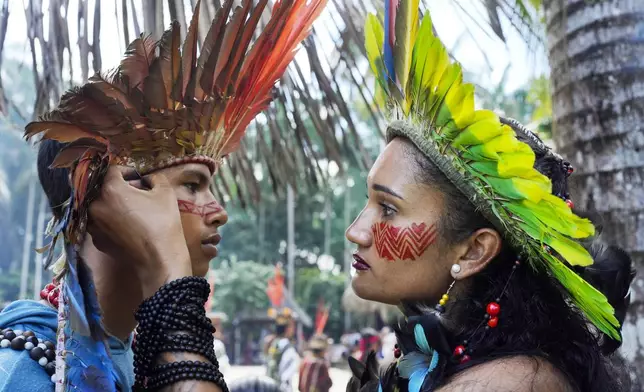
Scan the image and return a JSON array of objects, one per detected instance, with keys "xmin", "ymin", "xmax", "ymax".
[
  {"xmin": 37, "ymin": 139, "xmax": 71, "ymax": 219},
  {"xmin": 398, "ymin": 121, "xmax": 634, "ymax": 391},
  {"xmin": 275, "ymin": 324, "xmax": 287, "ymax": 336},
  {"xmin": 228, "ymin": 376, "xmax": 281, "ymax": 392}
]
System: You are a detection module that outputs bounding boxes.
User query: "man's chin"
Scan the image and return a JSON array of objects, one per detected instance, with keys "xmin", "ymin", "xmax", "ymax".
[{"xmin": 192, "ymin": 259, "xmax": 211, "ymax": 277}]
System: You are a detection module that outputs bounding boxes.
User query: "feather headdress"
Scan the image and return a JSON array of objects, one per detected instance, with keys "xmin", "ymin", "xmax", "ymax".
[
  {"xmin": 365, "ymin": 0, "xmax": 620, "ymax": 342},
  {"xmin": 266, "ymin": 264, "xmax": 293, "ymax": 325},
  {"xmin": 24, "ymin": 0, "xmax": 327, "ymax": 390}
]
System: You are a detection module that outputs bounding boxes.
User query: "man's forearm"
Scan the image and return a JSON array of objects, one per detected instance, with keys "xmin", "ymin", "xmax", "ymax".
[{"xmin": 158, "ymin": 352, "xmax": 223, "ymax": 392}]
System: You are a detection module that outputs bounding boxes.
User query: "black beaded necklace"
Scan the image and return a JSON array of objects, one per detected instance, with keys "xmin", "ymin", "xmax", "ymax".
[{"xmin": 0, "ymin": 328, "xmax": 57, "ymax": 381}]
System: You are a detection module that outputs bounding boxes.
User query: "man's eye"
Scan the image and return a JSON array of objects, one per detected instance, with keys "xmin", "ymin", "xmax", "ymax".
[{"xmin": 184, "ymin": 183, "xmax": 200, "ymax": 193}]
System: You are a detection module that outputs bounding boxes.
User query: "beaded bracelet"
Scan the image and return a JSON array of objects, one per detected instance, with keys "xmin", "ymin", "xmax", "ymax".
[
  {"xmin": 133, "ymin": 277, "xmax": 226, "ymax": 391},
  {"xmin": 147, "ymin": 361, "xmax": 228, "ymax": 391}
]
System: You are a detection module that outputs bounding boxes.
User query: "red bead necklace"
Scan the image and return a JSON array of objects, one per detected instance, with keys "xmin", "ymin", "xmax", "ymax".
[{"xmin": 40, "ymin": 281, "xmax": 60, "ymax": 309}]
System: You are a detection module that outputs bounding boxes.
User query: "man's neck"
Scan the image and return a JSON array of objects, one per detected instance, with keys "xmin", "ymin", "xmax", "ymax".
[{"xmin": 82, "ymin": 237, "xmax": 143, "ymax": 341}]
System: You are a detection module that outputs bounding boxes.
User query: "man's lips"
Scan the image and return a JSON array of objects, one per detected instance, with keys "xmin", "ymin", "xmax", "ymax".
[
  {"xmin": 201, "ymin": 234, "xmax": 221, "ymax": 258},
  {"xmin": 202, "ymin": 233, "xmax": 221, "ymax": 246},
  {"xmin": 352, "ymin": 253, "xmax": 370, "ymax": 271}
]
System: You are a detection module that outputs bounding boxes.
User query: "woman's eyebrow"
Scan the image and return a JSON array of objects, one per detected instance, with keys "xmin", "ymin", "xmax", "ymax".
[{"xmin": 372, "ymin": 183, "xmax": 404, "ymax": 200}]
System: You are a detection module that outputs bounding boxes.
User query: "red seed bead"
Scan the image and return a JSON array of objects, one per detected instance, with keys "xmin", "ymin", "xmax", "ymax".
[
  {"xmin": 394, "ymin": 348, "xmax": 401, "ymax": 358},
  {"xmin": 487, "ymin": 317, "xmax": 499, "ymax": 328},
  {"xmin": 566, "ymin": 199, "xmax": 574, "ymax": 209},
  {"xmin": 45, "ymin": 283, "xmax": 56, "ymax": 292},
  {"xmin": 51, "ymin": 297, "xmax": 59, "ymax": 309},
  {"xmin": 40, "ymin": 289, "xmax": 49, "ymax": 300},
  {"xmin": 486, "ymin": 302, "xmax": 500, "ymax": 316},
  {"xmin": 460, "ymin": 355, "xmax": 471, "ymax": 364},
  {"xmin": 47, "ymin": 290, "xmax": 58, "ymax": 304},
  {"xmin": 453, "ymin": 345, "xmax": 466, "ymax": 357}
]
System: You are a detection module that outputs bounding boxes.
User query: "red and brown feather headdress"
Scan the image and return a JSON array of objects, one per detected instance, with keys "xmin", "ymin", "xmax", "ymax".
[{"xmin": 25, "ymin": 0, "xmax": 327, "ymax": 243}]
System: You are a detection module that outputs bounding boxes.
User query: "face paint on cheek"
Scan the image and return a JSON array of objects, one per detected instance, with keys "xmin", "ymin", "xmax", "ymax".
[
  {"xmin": 177, "ymin": 200, "xmax": 223, "ymax": 217},
  {"xmin": 372, "ymin": 222, "xmax": 437, "ymax": 261}
]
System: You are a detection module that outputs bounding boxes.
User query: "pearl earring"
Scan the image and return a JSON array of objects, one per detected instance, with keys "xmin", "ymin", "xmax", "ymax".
[{"xmin": 451, "ymin": 264, "xmax": 461, "ymax": 274}]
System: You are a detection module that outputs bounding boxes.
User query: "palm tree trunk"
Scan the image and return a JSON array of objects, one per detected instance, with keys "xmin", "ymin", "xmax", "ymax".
[
  {"xmin": 19, "ymin": 167, "xmax": 37, "ymax": 299},
  {"xmin": 543, "ymin": 0, "xmax": 644, "ymax": 387}
]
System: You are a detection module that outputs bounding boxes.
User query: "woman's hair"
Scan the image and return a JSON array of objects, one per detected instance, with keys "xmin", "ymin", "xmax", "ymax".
[{"xmin": 398, "ymin": 120, "xmax": 635, "ymax": 392}]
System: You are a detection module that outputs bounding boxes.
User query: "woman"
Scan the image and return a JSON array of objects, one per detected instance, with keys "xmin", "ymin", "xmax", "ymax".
[{"xmin": 345, "ymin": 2, "xmax": 634, "ymax": 392}]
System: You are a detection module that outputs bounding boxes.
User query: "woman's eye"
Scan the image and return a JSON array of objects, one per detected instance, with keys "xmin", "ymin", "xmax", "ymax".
[{"xmin": 380, "ymin": 203, "xmax": 395, "ymax": 217}]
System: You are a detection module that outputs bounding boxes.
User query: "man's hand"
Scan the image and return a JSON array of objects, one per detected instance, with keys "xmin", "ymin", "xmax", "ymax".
[{"xmin": 87, "ymin": 166, "xmax": 192, "ymax": 298}]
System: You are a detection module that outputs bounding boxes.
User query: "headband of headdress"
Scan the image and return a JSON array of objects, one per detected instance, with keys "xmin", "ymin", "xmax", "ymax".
[
  {"xmin": 24, "ymin": 0, "xmax": 326, "ymax": 389},
  {"xmin": 364, "ymin": 0, "xmax": 619, "ymax": 341}
]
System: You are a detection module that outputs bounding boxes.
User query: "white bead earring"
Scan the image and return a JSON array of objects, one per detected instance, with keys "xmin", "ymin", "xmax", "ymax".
[{"xmin": 451, "ymin": 264, "xmax": 461, "ymax": 275}]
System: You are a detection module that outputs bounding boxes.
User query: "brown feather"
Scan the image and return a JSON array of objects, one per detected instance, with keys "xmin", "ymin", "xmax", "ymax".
[
  {"xmin": 222, "ymin": 0, "xmax": 269, "ymax": 91},
  {"xmin": 211, "ymin": 3, "xmax": 250, "ymax": 94},
  {"xmin": 176, "ymin": 0, "xmax": 201, "ymax": 101},
  {"xmin": 119, "ymin": 34, "xmax": 157, "ymax": 91},
  {"xmin": 144, "ymin": 21, "xmax": 180, "ymax": 109},
  {"xmin": 195, "ymin": 0, "xmax": 235, "ymax": 101},
  {"xmin": 26, "ymin": 121, "xmax": 105, "ymax": 144}
]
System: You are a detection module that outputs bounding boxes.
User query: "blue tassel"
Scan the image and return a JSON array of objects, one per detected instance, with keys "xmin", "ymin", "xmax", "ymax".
[{"xmin": 57, "ymin": 190, "xmax": 117, "ymax": 391}]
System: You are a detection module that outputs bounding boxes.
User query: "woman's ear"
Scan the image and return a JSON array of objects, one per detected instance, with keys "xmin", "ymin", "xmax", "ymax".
[{"xmin": 452, "ymin": 228, "xmax": 502, "ymax": 280}]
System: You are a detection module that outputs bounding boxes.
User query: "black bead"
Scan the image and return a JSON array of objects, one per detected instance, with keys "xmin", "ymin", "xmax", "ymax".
[
  {"xmin": 45, "ymin": 361, "xmax": 56, "ymax": 376},
  {"xmin": 26, "ymin": 336, "xmax": 39, "ymax": 345},
  {"xmin": 435, "ymin": 304, "xmax": 445, "ymax": 313},
  {"xmin": 23, "ymin": 331, "xmax": 35, "ymax": 338},
  {"xmin": 30, "ymin": 346, "xmax": 45, "ymax": 360},
  {"xmin": 44, "ymin": 349, "xmax": 56, "ymax": 361},
  {"xmin": 10, "ymin": 338, "xmax": 25, "ymax": 350},
  {"xmin": 44, "ymin": 341, "xmax": 55, "ymax": 351},
  {"xmin": 5, "ymin": 331, "xmax": 16, "ymax": 341}
]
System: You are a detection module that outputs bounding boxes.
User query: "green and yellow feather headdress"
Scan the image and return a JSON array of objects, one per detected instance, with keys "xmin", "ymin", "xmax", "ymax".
[{"xmin": 365, "ymin": 0, "xmax": 620, "ymax": 340}]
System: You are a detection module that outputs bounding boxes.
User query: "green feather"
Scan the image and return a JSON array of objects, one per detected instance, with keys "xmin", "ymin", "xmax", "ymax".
[{"xmin": 394, "ymin": 0, "xmax": 419, "ymax": 114}]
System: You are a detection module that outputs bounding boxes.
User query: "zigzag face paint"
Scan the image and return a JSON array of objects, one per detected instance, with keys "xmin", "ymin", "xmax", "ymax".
[
  {"xmin": 372, "ymin": 222, "xmax": 437, "ymax": 261},
  {"xmin": 177, "ymin": 200, "xmax": 223, "ymax": 217}
]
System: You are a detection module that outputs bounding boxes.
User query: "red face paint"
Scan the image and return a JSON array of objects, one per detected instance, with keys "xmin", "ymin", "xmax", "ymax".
[
  {"xmin": 177, "ymin": 200, "xmax": 223, "ymax": 217},
  {"xmin": 372, "ymin": 222, "xmax": 437, "ymax": 261}
]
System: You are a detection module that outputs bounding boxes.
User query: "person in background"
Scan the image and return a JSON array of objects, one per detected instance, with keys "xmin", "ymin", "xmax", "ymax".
[
  {"xmin": 357, "ymin": 328, "xmax": 381, "ymax": 362},
  {"xmin": 299, "ymin": 334, "xmax": 333, "ymax": 392},
  {"xmin": 266, "ymin": 309, "xmax": 300, "ymax": 391},
  {"xmin": 208, "ymin": 312, "xmax": 231, "ymax": 378}
]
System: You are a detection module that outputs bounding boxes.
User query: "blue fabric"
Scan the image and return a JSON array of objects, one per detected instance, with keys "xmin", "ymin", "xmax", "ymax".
[{"xmin": 0, "ymin": 300, "xmax": 134, "ymax": 392}]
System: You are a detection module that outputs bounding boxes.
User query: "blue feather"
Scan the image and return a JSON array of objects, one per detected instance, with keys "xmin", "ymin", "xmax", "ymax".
[
  {"xmin": 63, "ymin": 243, "xmax": 117, "ymax": 391},
  {"xmin": 57, "ymin": 191, "xmax": 117, "ymax": 391},
  {"xmin": 414, "ymin": 324, "xmax": 431, "ymax": 354},
  {"xmin": 398, "ymin": 351, "xmax": 429, "ymax": 378},
  {"xmin": 397, "ymin": 324, "xmax": 442, "ymax": 392},
  {"xmin": 383, "ymin": 0, "xmax": 395, "ymax": 81}
]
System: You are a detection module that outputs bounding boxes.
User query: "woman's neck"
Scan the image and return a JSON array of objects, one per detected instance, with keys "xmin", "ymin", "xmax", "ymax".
[{"xmin": 82, "ymin": 241, "xmax": 143, "ymax": 342}]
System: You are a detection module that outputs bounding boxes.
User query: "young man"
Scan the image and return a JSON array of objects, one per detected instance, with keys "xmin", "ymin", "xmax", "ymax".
[
  {"xmin": 0, "ymin": 0, "xmax": 326, "ymax": 390},
  {"xmin": 0, "ymin": 139, "xmax": 227, "ymax": 391}
]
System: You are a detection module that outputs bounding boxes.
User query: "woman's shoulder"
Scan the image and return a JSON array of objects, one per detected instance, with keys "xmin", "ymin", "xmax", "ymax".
[{"xmin": 436, "ymin": 356, "xmax": 574, "ymax": 392}]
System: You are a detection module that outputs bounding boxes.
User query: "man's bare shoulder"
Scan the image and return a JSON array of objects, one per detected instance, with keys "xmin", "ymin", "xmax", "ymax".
[{"xmin": 436, "ymin": 356, "xmax": 573, "ymax": 392}]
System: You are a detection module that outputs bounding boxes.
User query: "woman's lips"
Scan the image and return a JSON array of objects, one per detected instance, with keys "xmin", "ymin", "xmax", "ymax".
[{"xmin": 352, "ymin": 253, "xmax": 370, "ymax": 271}]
